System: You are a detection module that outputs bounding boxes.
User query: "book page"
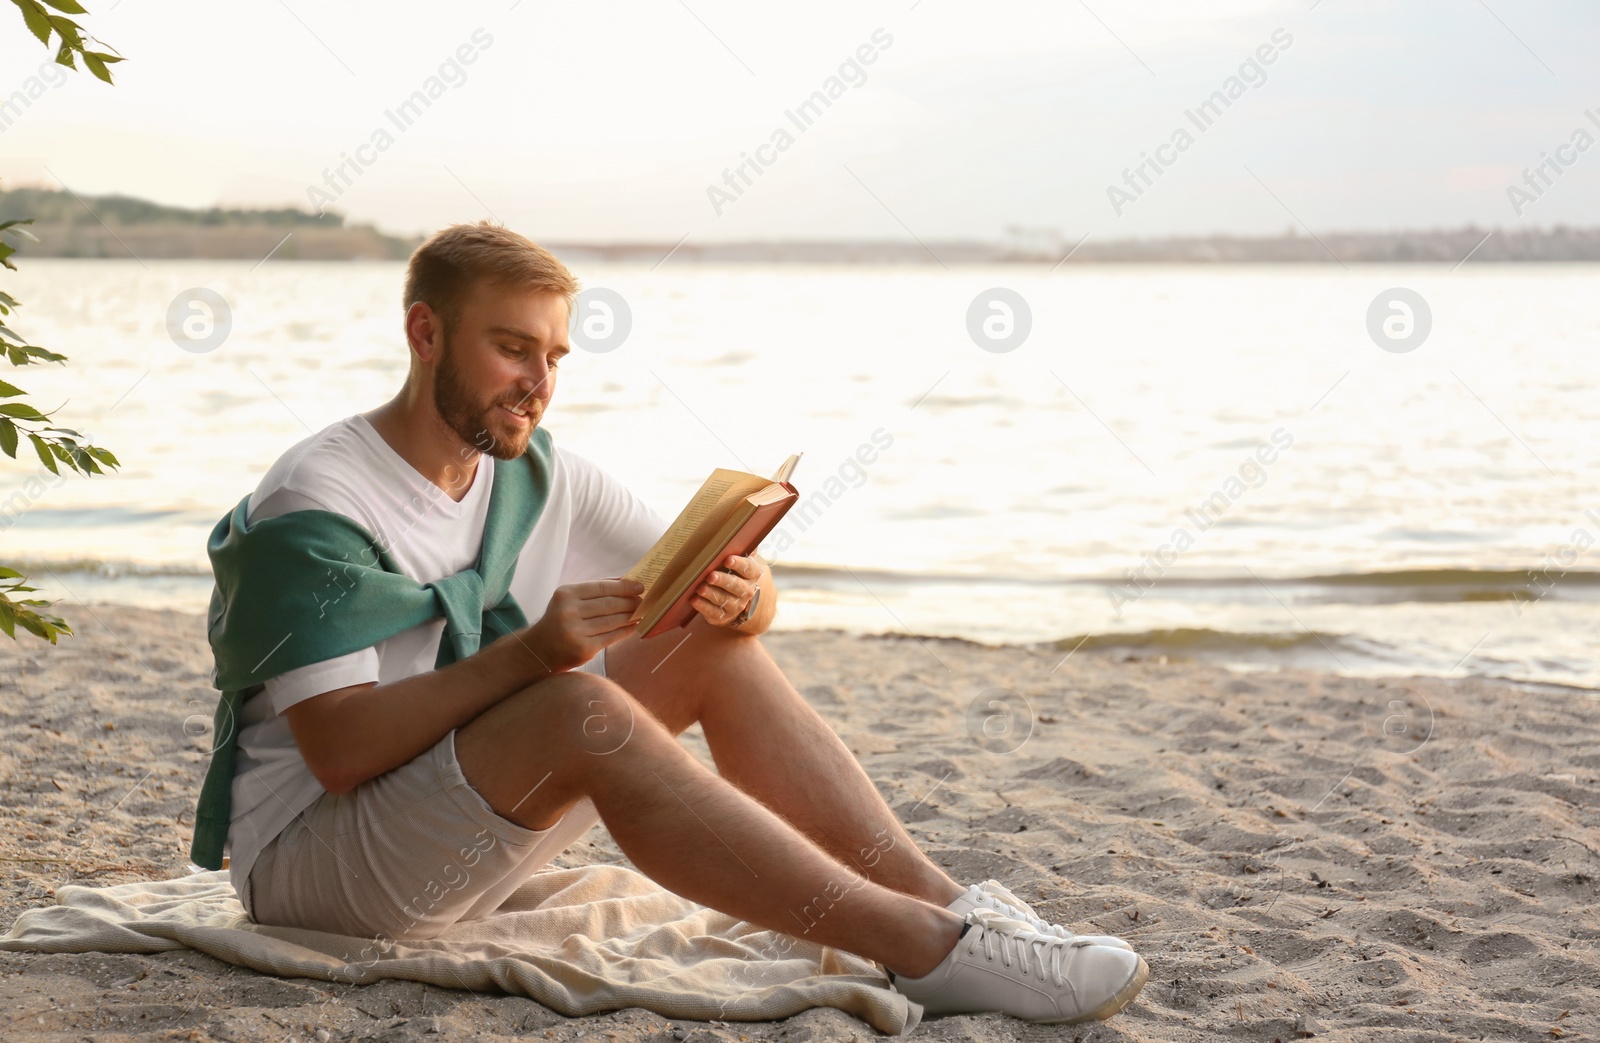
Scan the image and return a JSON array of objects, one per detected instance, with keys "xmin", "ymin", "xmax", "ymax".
[
  {"xmin": 625, "ymin": 469, "xmax": 770, "ymax": 603},
  {"xmin": 623, "ymin": 473, "xmax": 736, "ymax": 592},
  {"xmin": 646, "ymin": 488, "xmax": 757, "ymax": 611},
  {"xmin": 772, "ymin": 453, "xmax": 802, "ymax": 483},
  {"xmin": 749, "ymin": 482, "xmax": 789, "ymax": 506}
]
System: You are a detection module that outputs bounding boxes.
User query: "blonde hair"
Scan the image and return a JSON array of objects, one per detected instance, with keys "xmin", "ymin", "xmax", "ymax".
[{"xmin": 402, "ymin": 221, "xmax": 578, "ymax": 341}]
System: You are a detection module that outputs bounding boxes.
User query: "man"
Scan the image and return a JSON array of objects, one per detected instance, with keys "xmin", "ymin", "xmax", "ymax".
[{"xmin": 203, "ymin": 221, "xmax": 1148, "ymax": 1025}]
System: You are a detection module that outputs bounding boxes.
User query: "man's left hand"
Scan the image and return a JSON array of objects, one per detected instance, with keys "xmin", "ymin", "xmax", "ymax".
[{"xmin": 692, "ymin": 554, "xmax": 762, "ymax": 628}]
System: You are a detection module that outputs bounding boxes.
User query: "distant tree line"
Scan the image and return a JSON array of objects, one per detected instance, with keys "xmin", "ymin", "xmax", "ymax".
[{"xmin": 0, "ymin": 187, "xmax": 349, "ymax": 228}]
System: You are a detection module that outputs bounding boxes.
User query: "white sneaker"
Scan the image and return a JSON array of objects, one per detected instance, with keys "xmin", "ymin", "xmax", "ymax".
[
  {"xmin": 948, "ymin": 879, "xmax": 1134, "ymax": 950},
  {"xmin": 890, "ymin": 908, "xmax": 1148, "ymax": 1024}
]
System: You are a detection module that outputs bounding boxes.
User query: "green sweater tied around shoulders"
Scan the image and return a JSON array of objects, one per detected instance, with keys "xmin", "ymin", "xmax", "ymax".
[{"xmin": 188, "ymin": 428, "xmax": 555, "ymax": 871}]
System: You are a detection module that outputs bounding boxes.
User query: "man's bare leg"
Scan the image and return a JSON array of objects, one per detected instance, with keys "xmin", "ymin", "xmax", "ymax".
[
  {"xmin": 454, "ymin": 670, "xmax": 965, "ymax": 978},
  {"xmin": 606, "ymin": 618, "xmax": 965, "ymax": 908}
]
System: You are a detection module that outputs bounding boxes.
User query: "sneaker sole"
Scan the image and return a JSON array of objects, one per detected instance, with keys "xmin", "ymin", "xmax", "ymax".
[{"xmin": 1037, "ymin": 954, "xmax": 1150, "ymax": 1026}]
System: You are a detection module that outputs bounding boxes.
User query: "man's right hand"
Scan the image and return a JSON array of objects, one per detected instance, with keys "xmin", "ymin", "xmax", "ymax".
[{"xmin": 522, "ymin": 578, "xmax": 645, "ymax": 675}]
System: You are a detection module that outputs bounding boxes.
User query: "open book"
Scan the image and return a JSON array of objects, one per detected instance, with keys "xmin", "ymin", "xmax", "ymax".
[{"xmin": 623, "ymin": 453, "xmax": 801, "ymax": 639}]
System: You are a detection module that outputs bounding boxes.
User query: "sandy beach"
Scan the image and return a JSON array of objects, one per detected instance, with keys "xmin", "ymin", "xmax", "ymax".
[{"xmin": 2, "ymin": 603, "xmax": 1597, "ymax": 1041}]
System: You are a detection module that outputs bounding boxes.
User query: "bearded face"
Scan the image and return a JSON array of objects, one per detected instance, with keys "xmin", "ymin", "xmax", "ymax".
[{"xmin": 432, "ymin": 330, "xmax": 539, "ymax": 461}]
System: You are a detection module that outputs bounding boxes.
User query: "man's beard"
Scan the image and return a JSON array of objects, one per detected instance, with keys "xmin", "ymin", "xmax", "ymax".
[{"xmin": 433, "ymin": 335, "xmax": 535, "ymax": 461}]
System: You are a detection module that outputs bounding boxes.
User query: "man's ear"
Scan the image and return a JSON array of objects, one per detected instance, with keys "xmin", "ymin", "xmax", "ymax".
[{"xmin": 404, "ymin": 301, "xmax": 445, "ymax": 363}]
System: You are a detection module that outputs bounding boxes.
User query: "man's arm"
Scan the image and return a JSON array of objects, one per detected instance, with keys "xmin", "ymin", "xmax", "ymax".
[
  {"xmin": 283, "ymin": 629, "xmax": 552, "ymax": 795},
  {"xmin": 282, "ymin": 576, "xmax": 643, "ymax": 794}
]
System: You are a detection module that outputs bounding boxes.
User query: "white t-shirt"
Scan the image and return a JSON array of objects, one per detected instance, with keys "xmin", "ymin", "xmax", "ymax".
[{"xmin": 223, "ymin": 414, "xmax": 668, "ymax": 914}]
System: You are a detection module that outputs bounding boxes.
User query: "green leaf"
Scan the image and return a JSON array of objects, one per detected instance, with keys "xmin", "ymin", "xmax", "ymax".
[
  {"xmin": 85, "ymin": 445, "xmax": 119, "ymax": 468},
  {"xmin": 0, "ymin": 402, "xmax": 46, "ymax": 420},
  {"xmin": 0, "ymin": 339, "xmax": 69, "ymax": 364},
  {"xmin": 53, "ymin": 40, "xmax": 76, "ymax": 69},
  {"xmin": 0, "ymin": 379, "xmax": 22, "ymax": 397},
  {"xmin": 16, "ymin": 610, "xmax": 60, "ymax": 644},
  {"xmin": 0, "ymin": 567, "xmax": 22, "ymax": 579},
  {"xmin": 82, "ymin": 51, "xmax": 109, "ymax": 83},
  {"xmin": 28, "ymin": 432, "xmax": 58, "ymax": 474},
  {"xmin": 0, "ymin": 419, "xmax": 16, "ymax": 459},
  {"xmin": 14, "ymin": 2, "xmax": 51, "ymax": 44},
  {"xmin": 22, "ymin": 344, "xmax": 68, "ymax": 363},
  {"xmin": 48, "ymin": 443, "xmax": 87, "ymax": 476},
  {"xmin": 0, "ymin": 223, "xmax": 38, "ymax": 247},
  {"xmin": 45, "ymin": 14, "xmax": 82, "ymax": 47},
  {"xmin": 0, "ymin": 599, "xmax": 16, "ymax": 640},
  {"xmin": 17, "ymin": 0, "xmax": 52, "ymax": 45},
  {"xmin": 40, "ymin": 0, "xmax": 89, "ymax": 14}
]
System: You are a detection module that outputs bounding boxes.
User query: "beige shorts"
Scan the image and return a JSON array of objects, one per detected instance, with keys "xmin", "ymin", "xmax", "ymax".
[{"xmin": 246, "ymin": 651, "xmax": 607, "ymax": 942}]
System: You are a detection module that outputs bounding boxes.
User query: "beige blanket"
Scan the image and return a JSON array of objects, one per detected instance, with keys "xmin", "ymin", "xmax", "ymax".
[{"xmin": 0, "ymin": 864, "xmax": 921, "ymax": 1035}]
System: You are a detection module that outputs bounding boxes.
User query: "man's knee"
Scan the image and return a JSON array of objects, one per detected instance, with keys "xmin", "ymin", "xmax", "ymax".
[
  {"xmin": 507, "ymin": 671, "xmax": 652, "ymax": 759},
  {"xmin": 458, "ymin": 671, "xmax": 660, "ymax": 830}
]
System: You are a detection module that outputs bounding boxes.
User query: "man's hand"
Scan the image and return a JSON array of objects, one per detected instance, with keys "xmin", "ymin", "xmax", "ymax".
[
  {"xmin": 692, "ymin": 554, "xmax": 766, "ymax": 630},
  {"xmin": 523, "ymin": 578, "xmax": 644, "ymax": 674}
]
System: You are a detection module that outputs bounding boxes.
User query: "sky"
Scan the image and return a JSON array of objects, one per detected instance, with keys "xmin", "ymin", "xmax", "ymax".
[{"xmin": 1, "ymin": 0, "xmax": 1597, "ymax": 243}]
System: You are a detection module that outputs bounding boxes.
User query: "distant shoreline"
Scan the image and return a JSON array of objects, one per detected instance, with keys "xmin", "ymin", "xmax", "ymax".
[
  {"xmin": 6, "ymin": 186, "xmax": 1600, "ymax": 263},
  {"xmin": 14, "ymin": 228, "xmax": 1600, "ymax": 265}
]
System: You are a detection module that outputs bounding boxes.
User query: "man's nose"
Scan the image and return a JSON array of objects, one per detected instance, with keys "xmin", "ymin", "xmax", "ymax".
[{"xmin": 521, "ymin": 368, "xmax": 552, "ymax": 402}]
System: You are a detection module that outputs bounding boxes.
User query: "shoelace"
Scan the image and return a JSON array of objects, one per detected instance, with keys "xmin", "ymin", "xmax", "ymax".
[
  {"xmin": 964, "ymin": 908, "xmax": 1090, "ymax": 989},
  {"xmin": 975, "ymin": 879, "xmax": 1077, "ymax": 939}
]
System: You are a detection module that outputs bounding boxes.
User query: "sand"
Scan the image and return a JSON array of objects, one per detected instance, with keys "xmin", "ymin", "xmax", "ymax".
[{"xmin": 1, "ymin": 603, "xmax": 1597, "ymax": 1042}]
